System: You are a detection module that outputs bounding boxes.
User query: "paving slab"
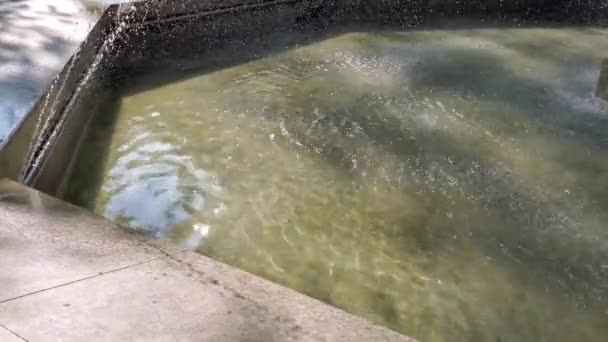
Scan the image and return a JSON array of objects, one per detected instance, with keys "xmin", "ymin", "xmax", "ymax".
[
  {"xmin": 164, "ymin": 252, "xmax": 413, "ymax": 342},
  {"xmin": 0, "ymin": 257, "xmax": 409, "ymax": 342},
  {"xmin": 0, "ymin": 178, "xmax": 414, "ymax": 341},
  {"xmin": 0, "ymin": 259, "xmax": 276, "ymax": 342},
  {"xmin": 0, "ymin": 179, "xmax": 165, "ymax": 303},
  {"xmin": 0, "ymin": 325, "xmax": 23, "ymax": 342}
]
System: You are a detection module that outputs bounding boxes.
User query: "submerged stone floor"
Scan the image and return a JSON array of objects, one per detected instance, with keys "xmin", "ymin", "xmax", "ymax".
[{"xmin": 0, "ymin": 178, "xmax": 413, "ymax": 342}]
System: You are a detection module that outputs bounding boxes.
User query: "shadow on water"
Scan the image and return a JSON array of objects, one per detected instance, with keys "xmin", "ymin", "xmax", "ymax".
[
  {"xmin": 115, "ymin": 10, "xmax": 608, "ymax": 98},
  {"xmin": 407, "ymin": 42, "xmax": 607, "ymax": 139},
  {"xmin": 114, "ymin": 22, "xmax": 353, "ymax": 98},
  {"xmin": 404, "ymin": 43, "xmax": 608, "ymax": 206}
]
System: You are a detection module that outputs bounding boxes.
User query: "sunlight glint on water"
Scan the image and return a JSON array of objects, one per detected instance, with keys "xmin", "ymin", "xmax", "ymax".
[{"xmin": 64, "ymin": 27, "xmax": 608, "ymax": 341}]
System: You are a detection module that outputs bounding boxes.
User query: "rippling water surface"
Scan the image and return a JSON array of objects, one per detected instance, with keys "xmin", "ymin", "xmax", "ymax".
[{"xmin": 64, "ymin": 27, "xmax": 608, "ymax": 341}]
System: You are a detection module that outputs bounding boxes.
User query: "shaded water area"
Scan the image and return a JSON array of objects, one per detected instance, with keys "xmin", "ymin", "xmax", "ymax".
[{"xmin": 64, "ymin": 26, "xmax": 608, "ymax": 341}]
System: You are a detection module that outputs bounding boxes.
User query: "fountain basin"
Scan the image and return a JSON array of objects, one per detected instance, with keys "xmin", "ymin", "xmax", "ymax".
[{"xmin": 1, "ymin": 1, "xmax": 607, "ymax": 341}]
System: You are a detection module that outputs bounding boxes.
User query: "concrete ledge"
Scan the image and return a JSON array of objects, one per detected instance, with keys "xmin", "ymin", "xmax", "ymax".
[{"xmin": 0, "ymin": 178, "xmax": 414, "ymax": 342}]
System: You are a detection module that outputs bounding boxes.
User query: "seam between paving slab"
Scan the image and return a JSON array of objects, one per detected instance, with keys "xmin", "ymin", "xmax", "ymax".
[
  {"xmin": 0, "ymin": 322, "xmax": 29, "ymax": 342},
  {"xmin": 0, "ymin": 257, "xmax": 159, "ymax": 305}
]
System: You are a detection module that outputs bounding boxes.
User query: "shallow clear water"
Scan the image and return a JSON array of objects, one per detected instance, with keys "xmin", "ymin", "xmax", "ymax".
[{"xmin": 65, "ymin": 27, "xmax": 608, "ymax": 341}]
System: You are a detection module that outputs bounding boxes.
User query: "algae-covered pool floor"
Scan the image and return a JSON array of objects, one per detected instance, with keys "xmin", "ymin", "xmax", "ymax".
[{"xmin": 64, "ymin": 26, "xmax": 608, "ymax": 342}]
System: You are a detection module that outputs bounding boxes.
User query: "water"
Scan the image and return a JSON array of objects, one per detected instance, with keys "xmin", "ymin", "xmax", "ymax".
[
  {"xmin": 0, "ymin": 0, "xmax": 102, "ymax": 142},
  {"xmin": 64, "ymin": 26, "xmax": 608, "ymax": 341}
]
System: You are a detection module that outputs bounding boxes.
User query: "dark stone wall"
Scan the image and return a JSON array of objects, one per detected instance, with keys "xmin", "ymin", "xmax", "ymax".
[
  {"xmin": 121, "ymin": 0, "xmax": 608, "ymax": 29},
  {"xmin": 110, "ymin": 0, "xmax": 607, "ymax": 72},
  {"xmin": 350, "ymin": 0, "xmax": 607, "ymax": 25},
  {"xmin": 551, "ymin": 0, "xmax": 608, "ymax": 23}
]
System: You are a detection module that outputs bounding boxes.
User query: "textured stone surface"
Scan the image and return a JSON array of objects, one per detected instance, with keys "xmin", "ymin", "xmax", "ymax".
[
  {"xmin": 0, "ymin": 179, "xmax": 163, "ymax": 302},
  {"xmin": 0, "ymin": 325, "xmax": 23, "ymax": 342}
]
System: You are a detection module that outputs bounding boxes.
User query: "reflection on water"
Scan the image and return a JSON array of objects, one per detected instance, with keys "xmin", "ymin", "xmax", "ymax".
[{"xmin": 64, "ymin": 27, "xmax": 608, "ymax": 341}]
